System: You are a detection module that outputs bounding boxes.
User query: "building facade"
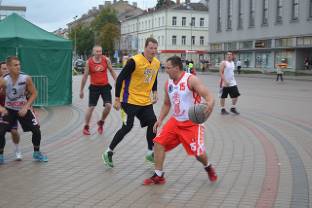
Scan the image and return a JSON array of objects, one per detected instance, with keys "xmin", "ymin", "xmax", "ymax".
[
  {"xmin": 0, "ymin": 5, "xmax": 26, "ymax": 20},
  {"xmin": 208, "ymin": 0, "xmax": 312, "ymax": 71},
  {"xmin": 120, "ymin": 2, "xmax": 209, "ymax": 64}
]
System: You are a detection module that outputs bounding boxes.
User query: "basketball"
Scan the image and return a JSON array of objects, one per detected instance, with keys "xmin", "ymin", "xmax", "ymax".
[{"xmin": 188, "ymin": 103, "xmax": 210, "ymax": 124}]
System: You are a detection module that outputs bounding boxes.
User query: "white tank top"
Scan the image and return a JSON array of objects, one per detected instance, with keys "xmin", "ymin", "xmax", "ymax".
[
  {"xmin": 4, "ymin": 73, "xmax": 28, "ymax": 110},
  {"xmin": 223, "ymin": 60, "xmax": 236, "ymax": 87},
  {"xmin": 167, "ymin": 72, "xmax": 200, "ymax": 121}
]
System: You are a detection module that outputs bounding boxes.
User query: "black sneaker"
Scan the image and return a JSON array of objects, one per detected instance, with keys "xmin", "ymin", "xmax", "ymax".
[
  {"xmin": 221, "ymin": 109, "xmax": 229, "ymax": 115},
  {"xmin": 230, "ymin": 107, "xmax": 240, "ymax": 115}
]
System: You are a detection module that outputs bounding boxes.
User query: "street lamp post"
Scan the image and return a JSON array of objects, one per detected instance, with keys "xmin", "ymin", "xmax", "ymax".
[{"xmin": 73, "ymin": 15, "xmax": 78, "ymax": 60}]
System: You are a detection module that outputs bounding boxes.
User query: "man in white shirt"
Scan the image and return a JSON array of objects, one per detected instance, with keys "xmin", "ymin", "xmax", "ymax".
[
  {"xmin": 236, "ymin": 59, "xmax": 242, "ymax": 74},
  {"xmin": 219, "ymin": 52, "xmax": 240, "ymax": 115}
]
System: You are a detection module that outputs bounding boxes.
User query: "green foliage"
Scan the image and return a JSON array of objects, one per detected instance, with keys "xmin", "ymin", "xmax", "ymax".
[
  {"xmin": 155, "ymin": 0, "xmax": 175, "ymax": 9},
  {"xmin": 91, "ymin": 7, "xmax": 119, "ymax": 32},
  {"xmin": 68, "ymin": 24, "xmax": 94, "ymax": 57},
  {"xmin": 98, "ymin": 23, "xmax": 120, "ymax": 57}
]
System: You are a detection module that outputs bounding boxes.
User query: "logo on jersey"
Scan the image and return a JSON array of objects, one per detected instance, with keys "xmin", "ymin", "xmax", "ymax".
[
  {"xmin": 168, "ymin": 84, "xmax": 173, "ymax": 93},
  {"xmin": 144, "ymin": 69, "xmax": 153, "ymax": 83},
  {"xmin": 95, "ymin": 65, "xmax": 104, "ymax": 72},
  {"xmin": 180, "ymin": 82, "xmax": 185, "ymax": 91}
]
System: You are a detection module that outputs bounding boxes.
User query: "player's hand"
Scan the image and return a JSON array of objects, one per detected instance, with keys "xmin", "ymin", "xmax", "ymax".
[
  {"xmin": 79, "ymin": 91, "xmax": 84, "ymax": 99},
  {"xmin": 151, "ymin": 92, "xmax": 158, "ymax": 104},
  {"xmin": 18, "ymin": 106, "xmax": 28, "ymax": 117},
  {"xmin": 0, "ymin": 106, "xmax": 8, "ymax": 116},
  {"xmin": 113, "ymin": 99, "xmax": 121, "ymax": 110},
  {"xmin": 153, "ymin": 120, "xmax": 162, "ymax": 133},
  {"xmin": 202, "ymin": 101, "xmax": 214, "ymax": 116}
]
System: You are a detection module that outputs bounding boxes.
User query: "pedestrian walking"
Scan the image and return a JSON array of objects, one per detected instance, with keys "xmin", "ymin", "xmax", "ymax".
[{"xmin": 219, "ymin": 52, "xmax": 240, "ymax": 115}]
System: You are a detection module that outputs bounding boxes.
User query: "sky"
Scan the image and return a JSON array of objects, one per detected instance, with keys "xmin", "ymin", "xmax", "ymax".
[{"xmin": 2, "ymin": 0, "xmax": 159, "ymax": 32}]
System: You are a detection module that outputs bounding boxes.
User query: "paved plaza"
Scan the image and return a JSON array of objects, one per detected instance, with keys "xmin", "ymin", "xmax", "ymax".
[{"xmin": 0, "ymin": 72, "xmax": 312, "ymax": 208}]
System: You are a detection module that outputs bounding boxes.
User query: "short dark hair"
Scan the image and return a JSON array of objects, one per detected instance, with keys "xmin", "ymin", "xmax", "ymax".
[
  {"xmin": 6, "ymin": 56, "xmax": 19, "ymax": 65},
  {"xmin": 167, "ymin": 56, "xmax": 183, "ymax": 71},
  {"xmin": 145, "ymin": 37, "xmax": 158, "ymax": 47}
]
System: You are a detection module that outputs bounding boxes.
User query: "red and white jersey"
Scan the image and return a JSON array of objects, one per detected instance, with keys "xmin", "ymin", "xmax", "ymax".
[{"xmin": 166, "ymin": 72, "xmax": 200, "ymax": 121}]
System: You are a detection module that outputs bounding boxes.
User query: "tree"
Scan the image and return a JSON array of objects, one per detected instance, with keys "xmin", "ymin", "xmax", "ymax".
[
  {"xmin": 155, "ymin": 0, "xmax": 175, "ymax": 9},
  {"xmin": 91, "ymin": 7, "xmax": 119, "ymax": 33},
  {"xmin": 69, "ymin": 25, "xmax": 94, "ymax": 58},
  {"xmin": 98, "ymin": 23, "xmax": 120, "ymax": 57}
]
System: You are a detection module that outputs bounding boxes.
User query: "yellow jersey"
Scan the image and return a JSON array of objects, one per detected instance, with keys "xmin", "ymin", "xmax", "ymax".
[{"xmin": 120, "ymin": 54, "xmax": 160, "ymax": 106}]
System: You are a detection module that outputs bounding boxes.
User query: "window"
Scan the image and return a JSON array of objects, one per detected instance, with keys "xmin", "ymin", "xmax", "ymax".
[
  {"xmin": 191, "ymin": 36, "xmax": 195, "ymax": 45},
  {"xmin": 182, "ymin": 17, "xmax": 186, "ymax": 26},
  {"xmin": 297, "ymin": 36, "xmax": 312, "ymax": 46},
  {"xmin": 210, "ymin": 43, "xmax": 222, "ymax": 51},
  {"xmin": 239, "ymin": 41, "xmax": 253, "ymax": 49},
  {"xmin": 275, "ymin": 38, "xmax": 293, "ymax": 47},
  {"xmin": 158, "ymin": 17, "xmax": 161, "ymax": 26},
  {"xmin": 255, "ymin": 39, "xmax": 271, "ymax": 48},
  {"xmin": 172, "ymin": 16, "xmax": 177, "ymax": 26},
  {"xmin": 227, "ymin": 0, "xmax": 233, "ymax": 29},
  {"xmin": 224, "ymin": 42, "xmax": 237, "ymax": 51},
  {"xmin": 217, "ymin": 0, "xmax": 222, "ymax": 31},
  {"xmin": 200, "ymin": 36, "xmax": 204, "ymax": 45},
  {"xmin": 249, "ymin": 0, "xmax": 255, "ymax": 27},
  {"xmin": 200, "ymin": 18, "xmax": 204, "ymax": 26},
  {"xmin": 292, "ymin": 0, "xmax": 299, "ymax": 20},
  {"xmin": 172, "ymin": 36, "xmax": 177, "ymax": 45},
  {"xmin": 276, "ymin": 0, "xmax": 283, "ymax": 23},
  {"xmin": 191, "ymin": 17, "xmax": 195, "ymax": 26},
  {"xmin": 262, "ymin": 0, "xmax": 268, "ymax": 25},
  {"xmin": 238, "ymin": 0, "xmax": 243, "ymax": 29},
  {"xmin": 182, "ymin": 36, "xmax": 186, "ymax": 45}
]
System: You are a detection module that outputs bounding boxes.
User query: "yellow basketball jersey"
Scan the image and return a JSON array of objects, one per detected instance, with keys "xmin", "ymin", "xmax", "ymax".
[{"xmin": 120, "ymin": 54, "xmax": 160, "ymax": 106}]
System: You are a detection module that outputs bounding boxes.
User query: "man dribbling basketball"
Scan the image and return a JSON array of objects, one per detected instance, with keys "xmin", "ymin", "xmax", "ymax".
[{"xmin": 143, "ymin": 56, "xmax": 217, "ymax": 185}]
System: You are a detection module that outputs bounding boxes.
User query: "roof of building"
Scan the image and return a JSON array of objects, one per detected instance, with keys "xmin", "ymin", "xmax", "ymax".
[{"xmin": 0, "ymin": 5, "xmax": 26, "ymax": 11}]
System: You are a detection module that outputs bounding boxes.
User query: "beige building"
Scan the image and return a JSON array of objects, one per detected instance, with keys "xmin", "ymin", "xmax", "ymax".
[{"xmin": 120, "ymin": 2, "xmax": 209, "ymax": 64}]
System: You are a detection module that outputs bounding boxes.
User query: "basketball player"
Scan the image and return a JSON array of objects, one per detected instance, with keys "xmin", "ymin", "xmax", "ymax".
[
  {"xmin": 0, "ymin": 56, "xmax": 47, "ymax": 164},
  {"xmin": 80, "ymin": 45, "xmax": 117, "ymax": 135},
  {"xmin": 102, "ymin": 37, "xmax": 160, "ymax": 167},
  {"xmin": 143, "ymin": 56, "xmax": 217, "ymax": 185}
]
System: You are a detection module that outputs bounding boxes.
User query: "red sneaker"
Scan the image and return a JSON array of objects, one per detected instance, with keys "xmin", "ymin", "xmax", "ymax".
[
  {"xmin": 97, "ymin": 120, "xmax": 104, "ymax": 134},
  {"xmin": 83, "ymin": 125, "xmax": 90, "ymax": 135},
  {"xmin": 205, "ymin": 165, "xmax": 217, "ymax": 182},
  {"xmin": 143, "ymin": 173, "xmax": 166, "ymax": 185}
]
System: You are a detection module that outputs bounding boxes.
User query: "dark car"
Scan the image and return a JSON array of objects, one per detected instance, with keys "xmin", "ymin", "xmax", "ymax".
[{"xmin": 74, "ymin": 59, "xmax": 86, "ymax": 73}]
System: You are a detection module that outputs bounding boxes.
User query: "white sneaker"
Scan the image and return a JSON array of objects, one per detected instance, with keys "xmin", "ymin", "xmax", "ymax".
[{"xmin": 15, "ymin": 151, "xmax": 22, "ymax": 161}]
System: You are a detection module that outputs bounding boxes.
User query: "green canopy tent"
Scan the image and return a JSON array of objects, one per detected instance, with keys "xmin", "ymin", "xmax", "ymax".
[{"xmin": 0, "ymin": 13, "xmax": 73, "ymax": 106}]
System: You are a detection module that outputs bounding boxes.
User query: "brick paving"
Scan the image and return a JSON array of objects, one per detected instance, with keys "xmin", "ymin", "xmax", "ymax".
[{"xmin": 0, "ymin": 72, "xmax": 311, "ymax": 208}]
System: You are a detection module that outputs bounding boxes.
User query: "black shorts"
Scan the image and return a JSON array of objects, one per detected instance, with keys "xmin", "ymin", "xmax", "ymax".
[
  {"xmin": 0, "ymin": 108, "xmax": 39, "ymax": 132},
  {"xmin": 221, "ymin": 85, "xmax": 240, "ymax": 98},
  {"xmin": 88, "ymin": 84, "xmax": 112, "ymax": 107},
  {"xmin": 121, "ymin": 102, "xmax": 157, "ymax": 127}
]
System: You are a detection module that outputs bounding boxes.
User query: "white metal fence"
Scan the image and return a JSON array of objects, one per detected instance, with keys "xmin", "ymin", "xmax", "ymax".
[{"xmin": 31, "ymin": 76, "xmax": 48, "ymax": 106}]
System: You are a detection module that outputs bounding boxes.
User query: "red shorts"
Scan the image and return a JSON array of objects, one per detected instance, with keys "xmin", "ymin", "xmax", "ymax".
[{"xmin": 154, "ymin": 117, "xmax": 206, "ymax": 156}]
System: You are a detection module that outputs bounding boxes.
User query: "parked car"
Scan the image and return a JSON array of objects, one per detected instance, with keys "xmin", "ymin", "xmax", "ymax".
[{"xmin": 74, "ymin": 59, "xmax": 86, "ymax": 73}]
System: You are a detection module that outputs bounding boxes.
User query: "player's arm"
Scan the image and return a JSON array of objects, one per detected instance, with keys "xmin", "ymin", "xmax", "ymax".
[
  {"xmin": 25, "ymin": 76, "xmax": 37, "ymax": 108},
  {"xmin": 151, "ymin": 73, "xmax": 158, "ymax": 104},
  {"xmin": 0, "ymin": 78, "xmax": 7, "ymax": 114},
  {"xmin": 189, "ymin": 75, "xmax": 214, "ymax": 114},
  {"xmin": 80, "ymin": 60, "xmax": 90, "ymax": 99},
  {"xmin": 106, "ymin": 57, "xmax": 117, "ymax": 81},
  {"xmin": 114, "ymin": 59, "xmax": 135, "ymax": 110},
  {"xmin": 219, "ymin": 61, "xmax": 228, "ymax": 86}
]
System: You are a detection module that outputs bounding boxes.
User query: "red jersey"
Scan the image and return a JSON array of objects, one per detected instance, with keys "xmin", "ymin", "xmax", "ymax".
[{"xmin": 88, "ymin": 56, "xmax": 109, "ymax": 86}]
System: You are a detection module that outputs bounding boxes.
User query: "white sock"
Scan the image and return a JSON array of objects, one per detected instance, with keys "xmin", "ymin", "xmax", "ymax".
[
  {"xmin": 107, "ymin": 147, "xmax": 113, "ymax": 152},
  {"xmin": 147, "ymin": 150, "xmax": 153, "ymax": 155},
  {"xmin": 231, "ymin": 105, "xmax": 236, "ymax": 109},
  {"xmin": 155, "ymin": 170, "xmax": 163, "ymax": 177},
  {"xmin": 15, "ymin": 144, "xmax": 21, "ymax": 153}
]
